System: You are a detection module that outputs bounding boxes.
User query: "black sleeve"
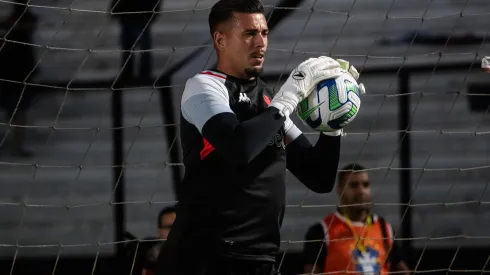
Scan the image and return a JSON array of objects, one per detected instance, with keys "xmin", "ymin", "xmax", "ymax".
[
  {"xmin": 202, "ymin": 107, "xmax": 286, "ymax": 165},
  {"xmin": 286, "ymin": 133, "xmax": 341, "ymax": 193},
  {"xmin": 303, "ymin": 223, "xmax": 327, "ymax": 268},
  {"xmin": 389, "ymin": 239, "xmax": 405, "ymax": 266}
]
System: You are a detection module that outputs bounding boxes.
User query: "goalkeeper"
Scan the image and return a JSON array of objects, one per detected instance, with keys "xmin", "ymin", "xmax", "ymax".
[{"xmin": 155, "ymin": 0, "xmax": 363, "ymax": 274}]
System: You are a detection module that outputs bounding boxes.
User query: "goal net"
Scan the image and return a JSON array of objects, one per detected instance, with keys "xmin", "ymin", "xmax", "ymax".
[{"xmin": 0, "ymin": 0, "xmax": 489, "ymax": 274}]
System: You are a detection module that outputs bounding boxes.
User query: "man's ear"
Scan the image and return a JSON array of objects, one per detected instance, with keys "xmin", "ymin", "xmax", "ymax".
[{"xmin": 214, "ymin": 31, "xmax": 226, "ymax": 51}]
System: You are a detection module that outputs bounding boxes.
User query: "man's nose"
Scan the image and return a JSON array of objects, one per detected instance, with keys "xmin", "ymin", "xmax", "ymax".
[
  {"xmin": 253, "ymin": 33, "xmax": 266, "ymax": 47},
  {"xmin": 355, "ymin": 185, "xmax": 367, "ymax": 195}
]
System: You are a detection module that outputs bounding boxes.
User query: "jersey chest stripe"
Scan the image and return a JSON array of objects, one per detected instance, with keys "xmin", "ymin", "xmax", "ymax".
[
  {"xmin": 263, "ymin": 95, "xmax": 271, "ymax": 106},
  {"xmin": 200, "ymin": 138, "xmax": 215, "ymax": 160},
  {"xmin": 200, "ymin": 71, "xmax": 226, "ymax": 80}
]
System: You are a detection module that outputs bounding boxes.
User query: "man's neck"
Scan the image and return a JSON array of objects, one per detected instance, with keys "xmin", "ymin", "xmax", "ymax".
[
  {"xmin": 339, "ymin": 208, "xmax": 369, "ymax": 223},
  {"xmin": 216, "ymin": 63, "xmax": 253, "ymax": 80}
]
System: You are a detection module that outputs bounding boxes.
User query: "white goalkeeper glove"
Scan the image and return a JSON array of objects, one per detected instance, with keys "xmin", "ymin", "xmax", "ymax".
[
  {"xmin": 336, "ymin": 58, "xmax": 366, "ymax": 95},
  {"xmin": 269, "ymin": 56, "xmax": 343, "ymax": 117},
  {"xmin": 321, "ymin": 59, "xmax": 367, "ymax": 137}
]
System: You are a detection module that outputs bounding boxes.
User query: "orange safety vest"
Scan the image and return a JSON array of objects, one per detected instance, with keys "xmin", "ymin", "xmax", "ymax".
[{"xmin": 320, "ymin": 212, "xmax": 393, "ymax": 275}]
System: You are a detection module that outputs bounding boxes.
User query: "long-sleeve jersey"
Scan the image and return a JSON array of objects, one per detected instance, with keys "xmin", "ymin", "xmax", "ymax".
[{"xmin": 156, "ymin": 70, "xmax": 341, "ymax": 274}]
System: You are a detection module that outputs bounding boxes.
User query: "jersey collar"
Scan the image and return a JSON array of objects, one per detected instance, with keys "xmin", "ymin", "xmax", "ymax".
[{"xmin": 212, "ymin": 69, "xmax": 259, "ymax": 86}]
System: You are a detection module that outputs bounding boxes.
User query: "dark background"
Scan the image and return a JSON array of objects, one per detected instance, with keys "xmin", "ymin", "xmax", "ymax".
[{"xmin": 1, "ymin": 0, "xmax": 490, "ymax": 274}]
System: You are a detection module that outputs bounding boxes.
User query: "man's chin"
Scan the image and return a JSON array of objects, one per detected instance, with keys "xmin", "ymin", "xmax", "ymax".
[
  {"xmin": 343, "ymin": 204, "xmax": 371, "ymax": 214},
  {"xmin": 244, "ymin": 67, "xmax": 263, "ymax": 78}
]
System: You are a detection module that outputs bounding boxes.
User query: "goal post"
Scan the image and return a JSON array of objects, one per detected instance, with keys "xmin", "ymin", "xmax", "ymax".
[{"xmin": 1, "ymin": 0, "xmax": 490, "ymax": 275}]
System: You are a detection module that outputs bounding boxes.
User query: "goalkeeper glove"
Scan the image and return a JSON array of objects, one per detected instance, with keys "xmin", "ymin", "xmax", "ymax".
[
  {"xmin": 269, "ymin": 56, "xmax": 343, "ymax": 117},
  {"xmin": 322, "ymin": 59, "xmax": 366, "ymax": 137},
  {"xmin": 336, "ymin": 58, "xmax": 366, "ymax": 95}
]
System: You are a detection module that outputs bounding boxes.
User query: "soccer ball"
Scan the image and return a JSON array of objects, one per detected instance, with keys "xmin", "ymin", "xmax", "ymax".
[{"xmin": 296, "ymin": 71, "xmax": 361, "ymax": 132}]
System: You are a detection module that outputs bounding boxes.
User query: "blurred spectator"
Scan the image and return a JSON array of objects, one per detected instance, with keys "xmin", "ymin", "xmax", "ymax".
[
  {"xmin": 109, "ymin": 0, "xmax": 162, "ymax": 81},
  {"xmin": 482, "ymin": 56, "xmax": 490, "ymax": 73},
  {"xmin": 142, "ymin": 205, "xmax": 176, "ymax": 275},
  {"xmin": 302, "ymin": 163, "xmax": 410, "ymax": 275},
  {"xmin": 0, "ymin": 2, "xmax": 38, "ymax": 157}
]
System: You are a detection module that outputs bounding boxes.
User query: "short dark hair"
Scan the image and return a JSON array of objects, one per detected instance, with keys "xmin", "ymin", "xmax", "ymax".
[
  {"xmin": 157, "ymin": 205, "xmax": 177, "ymax": 228},
  {"xmin": 208, "ymin": 0, "xmax": 265, "ymax": 36},
  {"xmin": 338, "ymin": 163, "xmax": 367, "ymax": 184}
]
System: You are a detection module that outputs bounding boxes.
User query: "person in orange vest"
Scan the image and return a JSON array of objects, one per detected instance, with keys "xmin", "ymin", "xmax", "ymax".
[{"xmin": 302, "ymin": 163, "xmax": 410, "ymax": 275}]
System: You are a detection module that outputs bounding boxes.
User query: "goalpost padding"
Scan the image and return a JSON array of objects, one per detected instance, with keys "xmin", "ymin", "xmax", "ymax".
[{"xmin": 0, "ymin": 0, "xmax": 490, "ymax": 274}]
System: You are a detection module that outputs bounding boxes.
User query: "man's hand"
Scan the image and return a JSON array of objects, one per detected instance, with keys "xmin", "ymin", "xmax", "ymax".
[
  {"xmin": 319, "ymin": 59, "xmax": 366, "ymax": 137},
  {"xmin": 336, "ymin": 58, "xmax": 366, "ymax": 95},
  {"xmin": 270, "ymin": 56, "xmax": 343, "ymax": 117}
]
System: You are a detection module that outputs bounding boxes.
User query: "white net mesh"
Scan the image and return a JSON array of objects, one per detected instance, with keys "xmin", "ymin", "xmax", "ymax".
[{"xmin": 1, "ymin": 0, "xmax": 490, "ymax": 274}]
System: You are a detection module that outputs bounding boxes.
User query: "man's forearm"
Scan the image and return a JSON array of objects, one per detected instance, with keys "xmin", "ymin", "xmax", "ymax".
[
  {"xmin": 202, "ymin": 107, "xmax": 286, "ymax": 165},
  {"xmin": 286, "ymin": 134, "xmax": 341, "ymax": 193}
]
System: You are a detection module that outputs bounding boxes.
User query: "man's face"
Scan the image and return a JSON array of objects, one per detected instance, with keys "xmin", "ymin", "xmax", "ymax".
[
  {"xmin": 337, "ymin": 171, "xmax": 372, "ymax": 212},
  {"xmin": 215, "ymin": 12, "xmax": 268, "ymax": 77},
  {"xmin": 158, "ymin": 212, "xmax": 176, "ymax": 240}
]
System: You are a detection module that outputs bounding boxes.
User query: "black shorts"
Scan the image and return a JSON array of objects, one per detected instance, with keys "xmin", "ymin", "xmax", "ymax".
[
  {"xmin": 157, "ymin": 256, "xmax": 280, "ymax": 275},
  {"xmin": 155, "ymin": 231, "xmax": 280, "ymax": 275},
  {"xmin": 201, "ymin": 257, "xmax": 280, "ymax": 275}
]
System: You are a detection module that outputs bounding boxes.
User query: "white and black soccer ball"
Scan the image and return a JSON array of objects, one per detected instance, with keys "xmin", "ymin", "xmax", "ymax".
[{"xmin": 296, "ymin": 71, "xmax": 362, "ymax": 132}]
